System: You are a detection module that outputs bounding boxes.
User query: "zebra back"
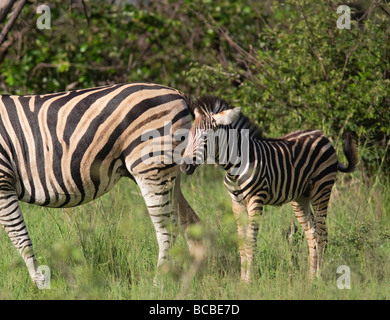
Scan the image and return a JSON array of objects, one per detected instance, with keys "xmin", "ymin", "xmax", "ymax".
[{"xmin": 0, "ymin": 83, "xmax": 191, "ymax": 207}]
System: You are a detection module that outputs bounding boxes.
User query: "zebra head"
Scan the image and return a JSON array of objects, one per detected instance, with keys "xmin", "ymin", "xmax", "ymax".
[{"xmin": 180, "ymin": 98, "xmax": 241, "ymax": 175}]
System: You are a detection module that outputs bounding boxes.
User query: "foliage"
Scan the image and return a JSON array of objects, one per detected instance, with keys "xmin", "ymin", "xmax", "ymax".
[
  {"xmin": 0, "ymin": 0, "xmax": 389, "ymax": 172},
  {"xmin": 184, "ymin": 0, "xmax": 390, "ymax": 172}
]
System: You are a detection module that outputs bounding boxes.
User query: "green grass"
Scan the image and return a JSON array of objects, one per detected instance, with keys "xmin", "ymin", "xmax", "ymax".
[{"xmin": 0, "ymin": 166, "xmax": 389, "ymax": 299}]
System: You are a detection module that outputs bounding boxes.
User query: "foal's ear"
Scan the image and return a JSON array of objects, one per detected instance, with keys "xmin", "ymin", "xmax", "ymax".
[
  {"xmin": 212, "ymin": 107, "xmax": 241, "ymax": 126},
  {"xmin": 194, "ymin": 107, "xmax": 203, "ymax": 119}
]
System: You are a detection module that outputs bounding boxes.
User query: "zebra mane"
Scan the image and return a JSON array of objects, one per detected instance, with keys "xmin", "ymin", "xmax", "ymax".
[{"xmin": 191, "ymin": 96, "xmax": 266, "ymax": 140}]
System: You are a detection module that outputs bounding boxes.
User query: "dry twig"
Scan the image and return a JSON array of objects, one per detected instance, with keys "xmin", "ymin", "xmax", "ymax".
[{"xmin": 0, "ymin": 0, "xmax": 27, "ymax": 47}]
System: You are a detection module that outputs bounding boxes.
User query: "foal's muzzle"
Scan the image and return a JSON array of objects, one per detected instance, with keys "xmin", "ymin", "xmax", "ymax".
[{"xmin": 180, "ymin": 158, "xmax": 198, "ymax": 175}]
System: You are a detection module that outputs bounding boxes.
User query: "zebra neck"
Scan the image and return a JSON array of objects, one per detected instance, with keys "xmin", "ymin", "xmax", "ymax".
[
  {"xmin": 215, "ymin": 116, "xmax": 265, "ymax": 171},
  {"xmin": 210, "ymin": 126, "xmax": 242, "ymax": 174},
  {"xmin": 224, "ymin": 136, "xmax": 272, "ymax": 183},
  {"xmin": 221, "ymin": 133, "xmax": 257, "ymax": 177}
]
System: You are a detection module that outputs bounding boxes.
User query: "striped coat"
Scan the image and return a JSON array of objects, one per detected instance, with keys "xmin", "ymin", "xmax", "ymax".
[
  {"xmin": 0, "ymin": 83, "xmax": 203, "ymax": 284},
  {"xmin": 181, "ymin": 96, "xmax": 357, "ymax": 282}
]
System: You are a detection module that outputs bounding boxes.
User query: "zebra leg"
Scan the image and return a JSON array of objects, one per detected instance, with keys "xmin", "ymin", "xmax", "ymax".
[
  {"xmin": 244, "ymin": 206, "xmax": 262, "ymax": 283},
  {"xmin": 176, "ymin": 187, "xmax": 205, "ymax": 264},
  {"xmin": 291, "ymin": 196, "xmax": 318, "ymax": 280},
  {"xmin": 134, "ymin": 175, "xmax": 179, "ymax": 274},
  {"xmin": 232, "ymin": 199, "xmax": 247, "ymax": 280},
  {"xmin": 311, "ymin": 185, "xmax": 333, "ymax": 274},
  {"xmin": 0, "ymin": 191, "xmax": 41, "ymax": 283}
]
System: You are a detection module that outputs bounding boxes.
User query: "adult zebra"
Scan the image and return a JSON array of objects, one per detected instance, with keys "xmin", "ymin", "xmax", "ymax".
[
  {"xmin": 0, "ymin": 82, "xmax": 203, "ymax": 284},
  {"xmin": 180, "ymin": 96, "xmax": 357, "ymax": 282}
]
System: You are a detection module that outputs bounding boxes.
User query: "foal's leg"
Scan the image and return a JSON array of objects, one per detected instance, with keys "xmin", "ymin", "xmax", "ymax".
[
  {"xmin": 311, "ymin": 184, "xmax": 333, "ymax": 273},
  {"xmin": 244, "ymin": 201, "xmax": 262, "ymax": 283},
  {"xmin": 291, "ymin": 196, "xmax": 318, "ymax": 280},
  {"xmin": 232, "ymin": 199, "xmax": 247, "ymax": 280}
]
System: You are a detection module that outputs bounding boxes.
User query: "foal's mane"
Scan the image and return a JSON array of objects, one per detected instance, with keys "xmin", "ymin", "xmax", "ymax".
[{"xmin": 190, "ymin": 96, "xmax": 266, "ymax": 140}]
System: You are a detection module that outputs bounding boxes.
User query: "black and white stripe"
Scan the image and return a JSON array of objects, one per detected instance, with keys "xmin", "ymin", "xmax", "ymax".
[
  {"xmin": 181, "ymin": 96, "xmax": 357, "ymax": 282},
  {"xmin": 0, "ymin": 82, "xmax": 203, "ymax": 283}
]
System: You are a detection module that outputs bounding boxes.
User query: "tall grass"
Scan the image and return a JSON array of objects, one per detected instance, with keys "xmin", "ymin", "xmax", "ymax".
[{"xmin": 0, "ymin": 165, "xmax": 389, "ymax": 299}]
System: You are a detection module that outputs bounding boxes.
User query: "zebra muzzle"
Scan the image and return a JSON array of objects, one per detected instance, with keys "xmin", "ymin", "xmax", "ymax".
[{"xmin": 180, "ymin": 159, "xmax": 198, "ymax": 175}]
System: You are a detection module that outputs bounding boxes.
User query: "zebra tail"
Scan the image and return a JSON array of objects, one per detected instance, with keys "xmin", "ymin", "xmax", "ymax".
[{"xmin": 337, "ymin": 133, "xmax": 358, "ymax": 173}]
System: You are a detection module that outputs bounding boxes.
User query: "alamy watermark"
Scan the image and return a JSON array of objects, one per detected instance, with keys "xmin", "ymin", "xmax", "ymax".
[
  {"xmin": 36, "ymin": 4, "xmax": 51, "ymax": 30},
  {"xmin": 337, "ymin": 5, "xmax": 351, "ymax": 29},
  {"xmin": 337, "ymin": 265, "xmax": 351, "ymax": 289},
  {"xmin": 36, "ymin": 265, "xmax": 51, "ymax": 289},
  {"xmin": 140, "ymin": 124, "xmax": 250, "ymax": 175}
]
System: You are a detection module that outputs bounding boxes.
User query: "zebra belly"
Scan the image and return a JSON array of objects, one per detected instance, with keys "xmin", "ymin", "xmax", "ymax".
[{"xmin": 16, "ymin": 161, "xmax": 125, "ymax": 208}]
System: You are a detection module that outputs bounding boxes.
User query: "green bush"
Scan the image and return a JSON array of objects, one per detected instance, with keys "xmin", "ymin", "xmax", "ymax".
[{"xmin": 1, "ymin": 0, "xmax": 389, "ymax": 172}]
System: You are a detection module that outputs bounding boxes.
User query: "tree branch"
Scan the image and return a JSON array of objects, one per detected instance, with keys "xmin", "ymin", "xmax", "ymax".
[
  {"xmin": 0, "ymin": 0, "xmax": 27, "ymax": 47},
  {"xmin": 0, "ymin": 0, "xmax": 16, "ymax": 23},
  {"xmin": 297, "ymin": 0, "xmax": 329, "ymax": 81}
]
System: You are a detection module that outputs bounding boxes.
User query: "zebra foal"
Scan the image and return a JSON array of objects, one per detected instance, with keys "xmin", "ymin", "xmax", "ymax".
[
  {"xmin": 180, "ymin": 96, "xmax": 357, "ymax": 282},
  {"xmin": 0, "ymin": 82, "xmax": 204, "ymax": 285}
]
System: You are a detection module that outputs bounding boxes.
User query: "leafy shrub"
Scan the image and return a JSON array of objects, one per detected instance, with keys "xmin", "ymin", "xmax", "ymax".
[{"xmin": 1, "ymin": 0, "xmax": 388, "ymax": 172}]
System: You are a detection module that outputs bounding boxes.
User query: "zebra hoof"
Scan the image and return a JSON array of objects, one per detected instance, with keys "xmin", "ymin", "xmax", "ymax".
[
  {"xmin": 33, "ymin": 272, "xmax": 49, "ymax": 289},
  {"xmin": 153, "ymin": 274, "xmax": 164, "ymax": 287}
]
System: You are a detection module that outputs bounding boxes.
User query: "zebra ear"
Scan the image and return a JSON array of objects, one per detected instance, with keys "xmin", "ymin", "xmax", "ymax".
[
  {"xmin": 194, "ymin": 107, "xmax": 203, "ymax": 119},
  {"xmin": 212, "ymin": 107, "xmax": 241, "ymax": 126}
]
